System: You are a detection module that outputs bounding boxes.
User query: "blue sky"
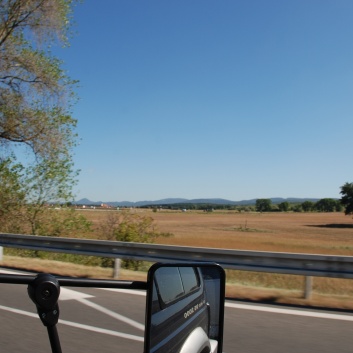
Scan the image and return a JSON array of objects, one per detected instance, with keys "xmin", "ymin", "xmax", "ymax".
[{"xmin": 59, "ymin": 0, "xmax": 353, "ymax": 202}]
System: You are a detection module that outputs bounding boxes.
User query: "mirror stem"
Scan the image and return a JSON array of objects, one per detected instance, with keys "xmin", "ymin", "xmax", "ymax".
[{"xmin": 47, "ymin": 326, "xmax": 62, "ymax": 353}]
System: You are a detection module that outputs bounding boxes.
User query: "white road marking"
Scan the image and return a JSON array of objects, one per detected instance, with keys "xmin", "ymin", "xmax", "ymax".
[
  {"xmin": 59, "ymin": 287, "xmax": 94, "ymax": 300},
  {"xmin": 226, "ymin": 302, "xmax": 353, "ymax": 322},
  {"xmin": 99, "ymin": 288, "xmax": 146, "ymax": 296},
  {"xmin": 0, "ymin": 304, "xmax": 143, "ymax": 342},
  {"xmin": 58, "ymin": 318, "xmax": 144, "ymax": 341},
  {"xmin": 0, "ymin": 268, "xmax": 144, "ymax": 331},
  {"xmin": 0, "ymin": 304, "xmax": 37, "ymax": 319},
  {"xmin": 77, "ymin": 297, "xmax": 145, "ymax": 331}
]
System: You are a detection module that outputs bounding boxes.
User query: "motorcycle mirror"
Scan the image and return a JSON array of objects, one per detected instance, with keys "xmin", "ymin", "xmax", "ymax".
[{"xmin": 144, "ymin": 263, "xmax": 225, "ymax": 353}]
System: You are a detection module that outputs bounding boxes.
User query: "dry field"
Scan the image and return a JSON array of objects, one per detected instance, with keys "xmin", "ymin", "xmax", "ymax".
[
  {"xmin": 2, "ymin": 209, "xmax": 353, "ymax": 309},
  {"xmin": 82, "ymin": 209, "xmax": 353, "ymax": 255}
]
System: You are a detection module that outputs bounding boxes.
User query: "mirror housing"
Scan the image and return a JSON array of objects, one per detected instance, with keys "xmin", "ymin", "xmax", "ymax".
[{"xmin": 144, "ymin": 263, "xmax": 225, "ymax": 353}]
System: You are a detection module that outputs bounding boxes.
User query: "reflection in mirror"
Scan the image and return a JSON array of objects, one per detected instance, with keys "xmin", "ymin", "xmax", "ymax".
[{"xmin": 144, "ymin": 263, "xmax": 225, "ymax": 353}]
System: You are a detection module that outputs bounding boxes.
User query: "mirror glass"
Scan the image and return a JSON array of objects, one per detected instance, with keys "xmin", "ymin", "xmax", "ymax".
[{"xmin": 144, "ymin": 263, "xmax": 225, "ymax": 353}]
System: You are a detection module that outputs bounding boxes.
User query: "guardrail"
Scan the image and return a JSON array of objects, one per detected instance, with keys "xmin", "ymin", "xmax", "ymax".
[{"xmin": 1, "ymin": 233, "xmax": 353, "ymax": 298}]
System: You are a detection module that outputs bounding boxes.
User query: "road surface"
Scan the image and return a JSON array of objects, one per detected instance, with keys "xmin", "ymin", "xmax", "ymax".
[{"xmin": 1, "ymin": 269, "xmax": 353, "ymax": 352}]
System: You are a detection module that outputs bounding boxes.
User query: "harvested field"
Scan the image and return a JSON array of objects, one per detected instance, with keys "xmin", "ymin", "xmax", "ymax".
[
  {"xmin": 81, "ymin": 209, "xmax": 353, "ymax": 255},
  {"xmin": 150, "ymin": 211, "xmax": 353, "ymax": 255}
]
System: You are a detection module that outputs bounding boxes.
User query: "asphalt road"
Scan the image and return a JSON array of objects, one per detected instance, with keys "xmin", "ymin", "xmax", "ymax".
[{"xmin": 1, "ymin": 269, "xmax": 353, "ymax": 353}]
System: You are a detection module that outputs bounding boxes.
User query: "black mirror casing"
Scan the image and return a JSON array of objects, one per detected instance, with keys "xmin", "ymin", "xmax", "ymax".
[{"xmin": 144, "ymin": 262, "xmax": 225, "ymax": 353}]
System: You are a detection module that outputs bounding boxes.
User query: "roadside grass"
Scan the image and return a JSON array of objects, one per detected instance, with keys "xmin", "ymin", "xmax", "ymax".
[{"xmin": 0, "ymin": 255, "xmax": 148, "ymax": 281}]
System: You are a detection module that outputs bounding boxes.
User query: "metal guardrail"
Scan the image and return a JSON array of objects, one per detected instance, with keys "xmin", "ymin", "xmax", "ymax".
[{"xmin": 1, "ymin": 233, "xmax": 353, "ymax": 279}]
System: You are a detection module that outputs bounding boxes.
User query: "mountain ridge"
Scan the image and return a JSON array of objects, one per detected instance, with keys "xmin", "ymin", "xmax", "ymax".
[{"xmin": 74, "ymin": 197, "xmax": 321, "ymax": 207}]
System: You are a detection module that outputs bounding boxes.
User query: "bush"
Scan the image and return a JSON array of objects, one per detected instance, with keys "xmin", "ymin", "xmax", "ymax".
[{"xmin": 98, "ymin": 211, "xmax": 173, "ymax": 270}]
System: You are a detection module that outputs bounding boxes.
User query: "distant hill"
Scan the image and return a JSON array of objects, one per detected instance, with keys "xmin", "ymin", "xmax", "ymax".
[{"xmin": 74, "ymin": 197, "xmax": 321, "ymax": 207}]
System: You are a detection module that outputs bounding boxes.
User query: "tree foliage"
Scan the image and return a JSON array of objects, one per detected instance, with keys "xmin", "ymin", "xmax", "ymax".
[
  {"xmin": 0, "ymin": 156, "xmax": 25, "ymax": 231},
  {"xmin": 22, "ymin": 155, "xmax": 84, "ymax": 234},
  {"xmin": 278, "ymin": 201, "xmax": 289, "ymax": 212},
  {"xmin": 99, "ymin": 211, "xmax": 172, "ymax": 243},
  {"xmin": 98, "ymin": 211, "xmax": 173, "ymax": 270},
  {"xmin": 340, "ymin": 182, "xmax": 353, "ymax": 216},
  {"xmin": 301, "ymin": 201, "xmax": 314, "ymax": 212},
  {"xmin": 0, "ymin": 1, "xmax": 85, "ymax": 236},
  {"xmin": 315, "ymin": 198, "xmax": 340, "ymax": 212},
  {"xmin": 255, "ymin": 199, "xmax": 272, "ymax": 212},
  {"xmin": 0, "ymin": 154, "xmax": 89, "ymax": 235},
  {"xmin": 0, "ymin": 0, "xmax": 77, "ymax": 159}
]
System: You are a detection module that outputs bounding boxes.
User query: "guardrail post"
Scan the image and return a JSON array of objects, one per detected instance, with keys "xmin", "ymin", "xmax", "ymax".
[
  {"xmin": 0, "ymin": 246, "xmax": 3, "ymax": 261},
  {"xmin": 304, "ymin": 276, "xmax": 313, "ymax": 299},
  {"xmin": 113, "ymin": 258, "xmax": 121, "ymax": 279}
]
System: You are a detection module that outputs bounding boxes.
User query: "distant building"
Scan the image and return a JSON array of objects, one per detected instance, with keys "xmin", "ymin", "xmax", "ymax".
[{"xmin": 101, "ymin": 203, "xmax": 111, "ymax": 208}]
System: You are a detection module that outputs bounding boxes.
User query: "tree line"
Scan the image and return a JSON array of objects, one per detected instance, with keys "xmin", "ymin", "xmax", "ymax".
[
  {"xmin": 256, "ymin": 183, "xmax": 353, "ymax": 214},
  {"xmin": 144, "ymin": 183, "xmax": 353, "ymax": 215},
  {"xmin": 255, "ymin": 198, "xmax": 342, "ymax": 213},
  {"xmin": 143, "ymin": 197, "xmax": 345, "ymax": 213}
]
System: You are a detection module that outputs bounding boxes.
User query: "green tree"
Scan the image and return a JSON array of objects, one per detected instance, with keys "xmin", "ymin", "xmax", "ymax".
[
  {"xmin": 292, "ymin": 204, "xmax": 302, "ymax": 212},
  {"xmin": 99, "ymin": 211, "xmax": 172, "ymax": 270},
  {"xmin": 301, "ymin": 201, "xmax": 314, "ymax": 212},
  {"xmin": 21, "ymin": 154, "xmax": 81, "ymax": 234},
  {"xmin": 335, "ymin": 201, "xmax": 343, "ymax": 212},
  {"xmin": 255, "ymin": 199, "xmax": 272, "ymax": 212},
  {"xmin": 0, "ymin": 1, "xmax": 86, "ymax": 236},
  {"xmin": 340, "ymin": 182, "xmax": 353, "ymax": 216},
  {"xmin": 278, "ymin": 201, "xmax": 289, "ymax": 212},
  {"xmin": 0, "ymin": 155, "xmax": 90, "ymax": 235},
  {"xmin": 315, "ymin": 198, "xmax": 338, "ymax": 212},
  {"xmin": 0, "ymin": 0, "xmax": 78, "ymax": 159},
  {"xmin": 0, "ymin": 156, "xmax": 25, "ymax": 232},
  {"xmin": 99, "ymin": 211, "xmax": 172, "ymax": 243},
  {"xmin": 31, "ymin": 207, "xmax": 91, "ymax": 237}
]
